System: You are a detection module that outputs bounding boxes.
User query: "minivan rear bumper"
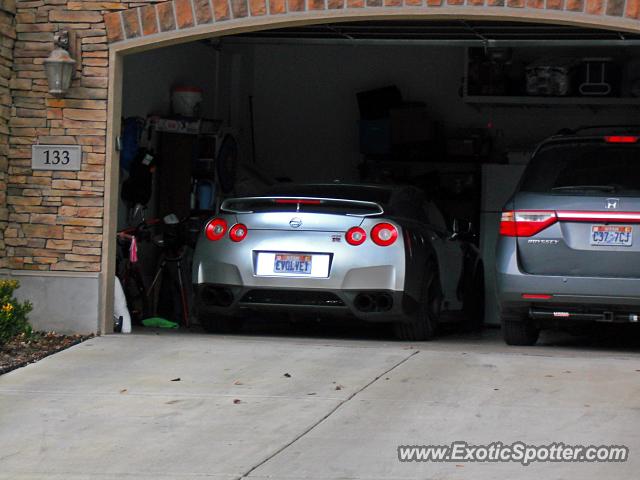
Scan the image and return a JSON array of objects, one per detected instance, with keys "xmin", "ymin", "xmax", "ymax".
[{"xmin": 496, "ymin": 237, "xmax": 640, "ymax": 309}]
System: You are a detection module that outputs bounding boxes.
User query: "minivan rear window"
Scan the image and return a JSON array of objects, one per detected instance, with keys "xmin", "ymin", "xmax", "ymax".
[{"xmin": 520, "ymin": 142, "xmax": 640, "ymax": 196}]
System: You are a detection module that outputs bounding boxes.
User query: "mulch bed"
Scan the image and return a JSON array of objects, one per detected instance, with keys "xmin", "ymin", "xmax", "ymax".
[{"xmin": 0, "ymin": 332, "xmax": 93, "ymax": 376}]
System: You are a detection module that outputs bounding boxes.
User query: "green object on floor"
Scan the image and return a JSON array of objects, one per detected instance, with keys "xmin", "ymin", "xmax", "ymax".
[{"xmin": 142, "ymin": 317, "xmax": 179, "ymax": 329}]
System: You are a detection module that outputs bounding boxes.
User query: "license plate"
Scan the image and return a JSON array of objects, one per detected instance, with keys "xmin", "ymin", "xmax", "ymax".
[
  {"xmin": 274, "ymin": 254, "xmax": 312, "ymax": 274},
  {"xmin": 590, "ymin": 225, "xmax": 633, "ymax": 246}
]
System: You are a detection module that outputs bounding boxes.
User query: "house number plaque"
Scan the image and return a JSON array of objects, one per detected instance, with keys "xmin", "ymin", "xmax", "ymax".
[{"xmin": 32, "ymin": 145, "xmax": 81, "ymax": 171}]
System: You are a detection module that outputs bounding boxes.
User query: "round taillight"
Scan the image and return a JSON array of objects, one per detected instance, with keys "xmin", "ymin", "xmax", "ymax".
[
  {"xmin": 229, "ymin": 223, "xmax": 248, "ymax": 242},
  {"xmin": 346, "ymin": 226, "xmax": 366, "ymax": 246},
  {"xmin": 371, "ymin": 223, "xmax": 398, "ymax": 246},
  {"xmin": 205, "ymin": 218, "xmax": 227, "ymax": 241}
]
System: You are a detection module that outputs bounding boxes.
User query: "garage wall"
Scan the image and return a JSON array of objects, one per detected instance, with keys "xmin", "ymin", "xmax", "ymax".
[
  {"xmin": 234, "ymin": 42, "xmax": 640, "ymax": 182},
  {"xmin": 123, "ymin": 42, "xmax": 218, "ymax": 118}
]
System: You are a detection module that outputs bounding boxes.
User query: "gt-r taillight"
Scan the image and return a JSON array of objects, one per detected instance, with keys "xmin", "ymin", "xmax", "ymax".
[
  {"xmin": 499, "ymin": 210, "xmax": 557, "ymax": 237},
  {"xmin": 229, "ymin": 223, "xmax": 248, "ymax": 242},
  {"xmin": 346, "ymin": 226, "xmax": 366, "ymax": 246},
  {"xmin": 205, "ymin": 218, "xmax": 227, "ymax": 241},
  {"xmin": 371, "ymin": 223, "xmax": 398, "ymax": 246}
]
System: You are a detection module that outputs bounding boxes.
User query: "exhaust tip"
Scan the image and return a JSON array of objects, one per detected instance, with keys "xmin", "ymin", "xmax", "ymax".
[
  {"xmin": 354, "ymin": 293, "xmax": 375, "ymax": 312},
  {"xmin": 354, "ymin": 293, "xmax": 393, "ymax": 313},
  {"xmin": 375, "ymin": 293, "xmax": 393, "ymax": 312},
  {"xmin": 201, "ymin": 286, "xmax": 234, "ymax": 307}
]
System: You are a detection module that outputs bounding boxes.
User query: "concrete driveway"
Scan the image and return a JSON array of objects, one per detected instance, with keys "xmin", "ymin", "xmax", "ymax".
[{"xmin": 1, "ymin": 327, "xmax": 639, "ymax": 479}]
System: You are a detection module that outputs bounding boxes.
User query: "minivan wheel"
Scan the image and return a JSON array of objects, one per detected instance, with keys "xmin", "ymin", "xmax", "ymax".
[
  {"xmin": 502, "ymin": 317, "xmax": 540, "ymax": 346},
  {"xmin": 394, "ymin": 267, "xmax": 441, "ymax": 341}
]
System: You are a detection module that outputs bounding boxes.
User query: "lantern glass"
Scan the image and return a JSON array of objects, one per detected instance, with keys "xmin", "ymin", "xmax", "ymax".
[{"xmin": 44, "ymin": 48, "xmax": 76, "ymax": 96}]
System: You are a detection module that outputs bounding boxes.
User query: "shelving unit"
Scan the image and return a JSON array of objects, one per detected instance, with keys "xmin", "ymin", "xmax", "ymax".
[{"xmin": 463, "ymin": 95, "xmax": 640, "ymax": 108}]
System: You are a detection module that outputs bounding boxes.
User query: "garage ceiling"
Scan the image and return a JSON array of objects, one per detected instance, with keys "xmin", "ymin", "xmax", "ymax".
[{"xmin": 231, "ymin": 20, "xmax": 640, "ymax": 45}]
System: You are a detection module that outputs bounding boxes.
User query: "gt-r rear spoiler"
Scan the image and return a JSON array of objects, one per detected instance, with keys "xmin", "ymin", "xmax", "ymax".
[{"xmin": 220, "ymin": 196, "xmax": 384, "ymax": 217}]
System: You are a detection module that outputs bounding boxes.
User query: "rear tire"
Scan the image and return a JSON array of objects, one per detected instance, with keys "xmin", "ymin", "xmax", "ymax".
[
  {"xmin": 394, "ymin": 267, "xmax": 441, "ymax": 341},
  {"xmin": 501, "ymin": 310, "xmax": 539, "ymax": 346}
]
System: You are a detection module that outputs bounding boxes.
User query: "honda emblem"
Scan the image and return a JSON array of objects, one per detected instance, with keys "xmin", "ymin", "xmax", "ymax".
[{"xmin": 606, "ymin": 198, "xmax": 619, "ymax": 209}]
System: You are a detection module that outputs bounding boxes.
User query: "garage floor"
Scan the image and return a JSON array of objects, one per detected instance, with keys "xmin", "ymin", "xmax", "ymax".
[{"xmin": 0, "ymin": 327, "xmax": 639, "ymax": 479}]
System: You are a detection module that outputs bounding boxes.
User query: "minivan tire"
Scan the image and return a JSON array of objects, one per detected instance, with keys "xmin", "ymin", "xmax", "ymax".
[{"xmin": 502, "ymin": 318, "xmax": 540, "ymax": 346}]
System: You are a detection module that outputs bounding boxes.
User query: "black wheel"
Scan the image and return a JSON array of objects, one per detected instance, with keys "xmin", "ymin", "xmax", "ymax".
[
  {"xmin": 501, "ymin": 309, "xmax": 539, "ymax": 346},
  {"xmin": 394, "ymin": 267, "xmax": 441, "ymax": 341},
  {"xmin": 199, "ymin": 313, "xmax": 244, "ymax": 334},
  {"xmin": 463, "ymin": 263, "xmax": 485, "ymax": 332}
]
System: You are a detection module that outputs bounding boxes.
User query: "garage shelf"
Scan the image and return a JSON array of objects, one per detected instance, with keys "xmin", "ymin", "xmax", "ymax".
[{"xmin": 463, "ymin": 95, "xmax": 640, "ymax": 108}]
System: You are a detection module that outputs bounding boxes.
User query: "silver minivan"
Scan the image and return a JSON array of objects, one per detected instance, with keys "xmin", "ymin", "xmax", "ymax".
[{"xmin": 496, "ymin": 126, "xmax": 640, "ymax": 345}]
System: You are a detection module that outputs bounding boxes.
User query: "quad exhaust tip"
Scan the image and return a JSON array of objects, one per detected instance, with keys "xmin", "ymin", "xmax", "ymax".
[
  {"xmin": 202, "ymin": 286, "xmax": 234, "ymax": 307},
  {"xmin": 354, "ymin": 293, "xmax": 393, "ymax": 313}
]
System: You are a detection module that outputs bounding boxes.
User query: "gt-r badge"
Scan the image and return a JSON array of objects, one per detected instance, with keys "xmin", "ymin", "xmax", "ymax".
[
  {"xmin": 289, "ymin": 217, "xmax": 303, "ymax": 228},
  {"xmin": 606, "ymin": 198, "xmax": 620, "ymax": 209},
  {"xmin": 331, "ymin": 234, "xmax": 341, "ymax": 242}
]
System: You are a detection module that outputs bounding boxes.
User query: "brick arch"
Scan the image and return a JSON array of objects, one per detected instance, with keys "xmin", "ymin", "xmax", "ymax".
[{"xmin": 104, "ymin": 0, "xmax": 640, "ymax": 47}]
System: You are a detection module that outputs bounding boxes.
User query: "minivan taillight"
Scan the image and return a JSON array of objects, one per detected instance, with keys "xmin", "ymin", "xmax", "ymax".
[
  {"xmin": 499, "ymin": 211, "xmax": 557, "ymax": 237},
  {"xmin": 205, "ymin": 218, "xmax": 227, "ymax": 241}
]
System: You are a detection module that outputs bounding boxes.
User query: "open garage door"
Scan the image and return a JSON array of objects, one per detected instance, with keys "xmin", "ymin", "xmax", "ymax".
[{"xmin": 113, "ymin": 19, "xmax": 640, "ymax": 333}]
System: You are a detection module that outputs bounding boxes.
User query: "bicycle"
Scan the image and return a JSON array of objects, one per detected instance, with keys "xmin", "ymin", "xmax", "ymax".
[{"xmin": 116, "ymin": 218, "xmax": 159, "ymax": 324}]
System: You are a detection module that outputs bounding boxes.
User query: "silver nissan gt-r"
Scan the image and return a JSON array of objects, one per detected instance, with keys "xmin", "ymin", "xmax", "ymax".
[{"xmin": 192, "ymin": 183, "xmax": 484, "ymax": 340}]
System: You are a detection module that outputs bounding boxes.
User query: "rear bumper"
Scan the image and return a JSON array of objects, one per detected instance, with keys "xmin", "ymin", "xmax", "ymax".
[
  {"xmin": 496, "ymin": 237, "xmax": 640, "ymax": 318},
  {"xmin": 528, "ymin": 307, "xmax": 640, "ymax": 323},
  {"xmin": 194, "ymin": 284, "xmax": 416, "ymax": 322}
]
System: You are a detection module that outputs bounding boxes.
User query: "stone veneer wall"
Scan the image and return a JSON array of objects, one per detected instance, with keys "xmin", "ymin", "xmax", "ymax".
[
  {"xmin": 0, "ymin": 0, "xmax": 14, "ymax": 269},
  {"xmin": 4, "ymin": 0, "xmax": 129, "ymax": 272}
]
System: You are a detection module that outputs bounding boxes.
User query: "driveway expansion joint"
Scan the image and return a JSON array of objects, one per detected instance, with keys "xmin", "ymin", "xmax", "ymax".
[{"xmin": 239, "ymin": 349, "xmax": 420, "ymax": 479}]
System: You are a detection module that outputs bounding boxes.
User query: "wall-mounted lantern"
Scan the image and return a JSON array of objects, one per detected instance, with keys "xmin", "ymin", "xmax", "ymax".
[{"xmin": 44, "ymin": 31, "xmax": 76, "ymax": 97}]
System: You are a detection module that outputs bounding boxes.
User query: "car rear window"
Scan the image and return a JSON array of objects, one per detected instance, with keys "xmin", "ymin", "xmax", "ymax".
[{"xmin": 520, "ymin": 142, "xmax": 640, "ymax": 196}]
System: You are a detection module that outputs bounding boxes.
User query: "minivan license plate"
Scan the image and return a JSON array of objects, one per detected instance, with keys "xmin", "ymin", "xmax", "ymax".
[
  {"xmin": 590, "ymin": 225, "xmax": 633, "ymax": 246},
  {"xmin": 274, "ymin": 254, "xmax": 312, "ymax": 274}
]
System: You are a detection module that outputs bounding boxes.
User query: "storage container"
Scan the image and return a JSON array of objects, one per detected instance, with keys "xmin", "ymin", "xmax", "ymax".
[
  {"xmin": 171, "ymin": 86, "xmax": 203, "ymax": 117},
  {"xmin": 525, "ymin": 58, "xmax": 577, "ymax": 96}
]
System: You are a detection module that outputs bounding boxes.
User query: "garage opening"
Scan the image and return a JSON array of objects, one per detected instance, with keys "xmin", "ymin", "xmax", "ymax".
[{"xmin": 113, "ymin": 20, "xmax": 640, "ymax": 334}]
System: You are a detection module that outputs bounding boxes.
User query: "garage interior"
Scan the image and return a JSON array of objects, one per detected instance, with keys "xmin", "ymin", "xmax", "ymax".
[{"xmin": 115, "ymin": 20, "xmax": 640, "ymax": 330}]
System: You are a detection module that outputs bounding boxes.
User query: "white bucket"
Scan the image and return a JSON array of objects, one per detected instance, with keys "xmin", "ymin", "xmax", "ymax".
[{"xmin": 171, "ymin": 86, "xmax": 203, "ymax": 117}]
